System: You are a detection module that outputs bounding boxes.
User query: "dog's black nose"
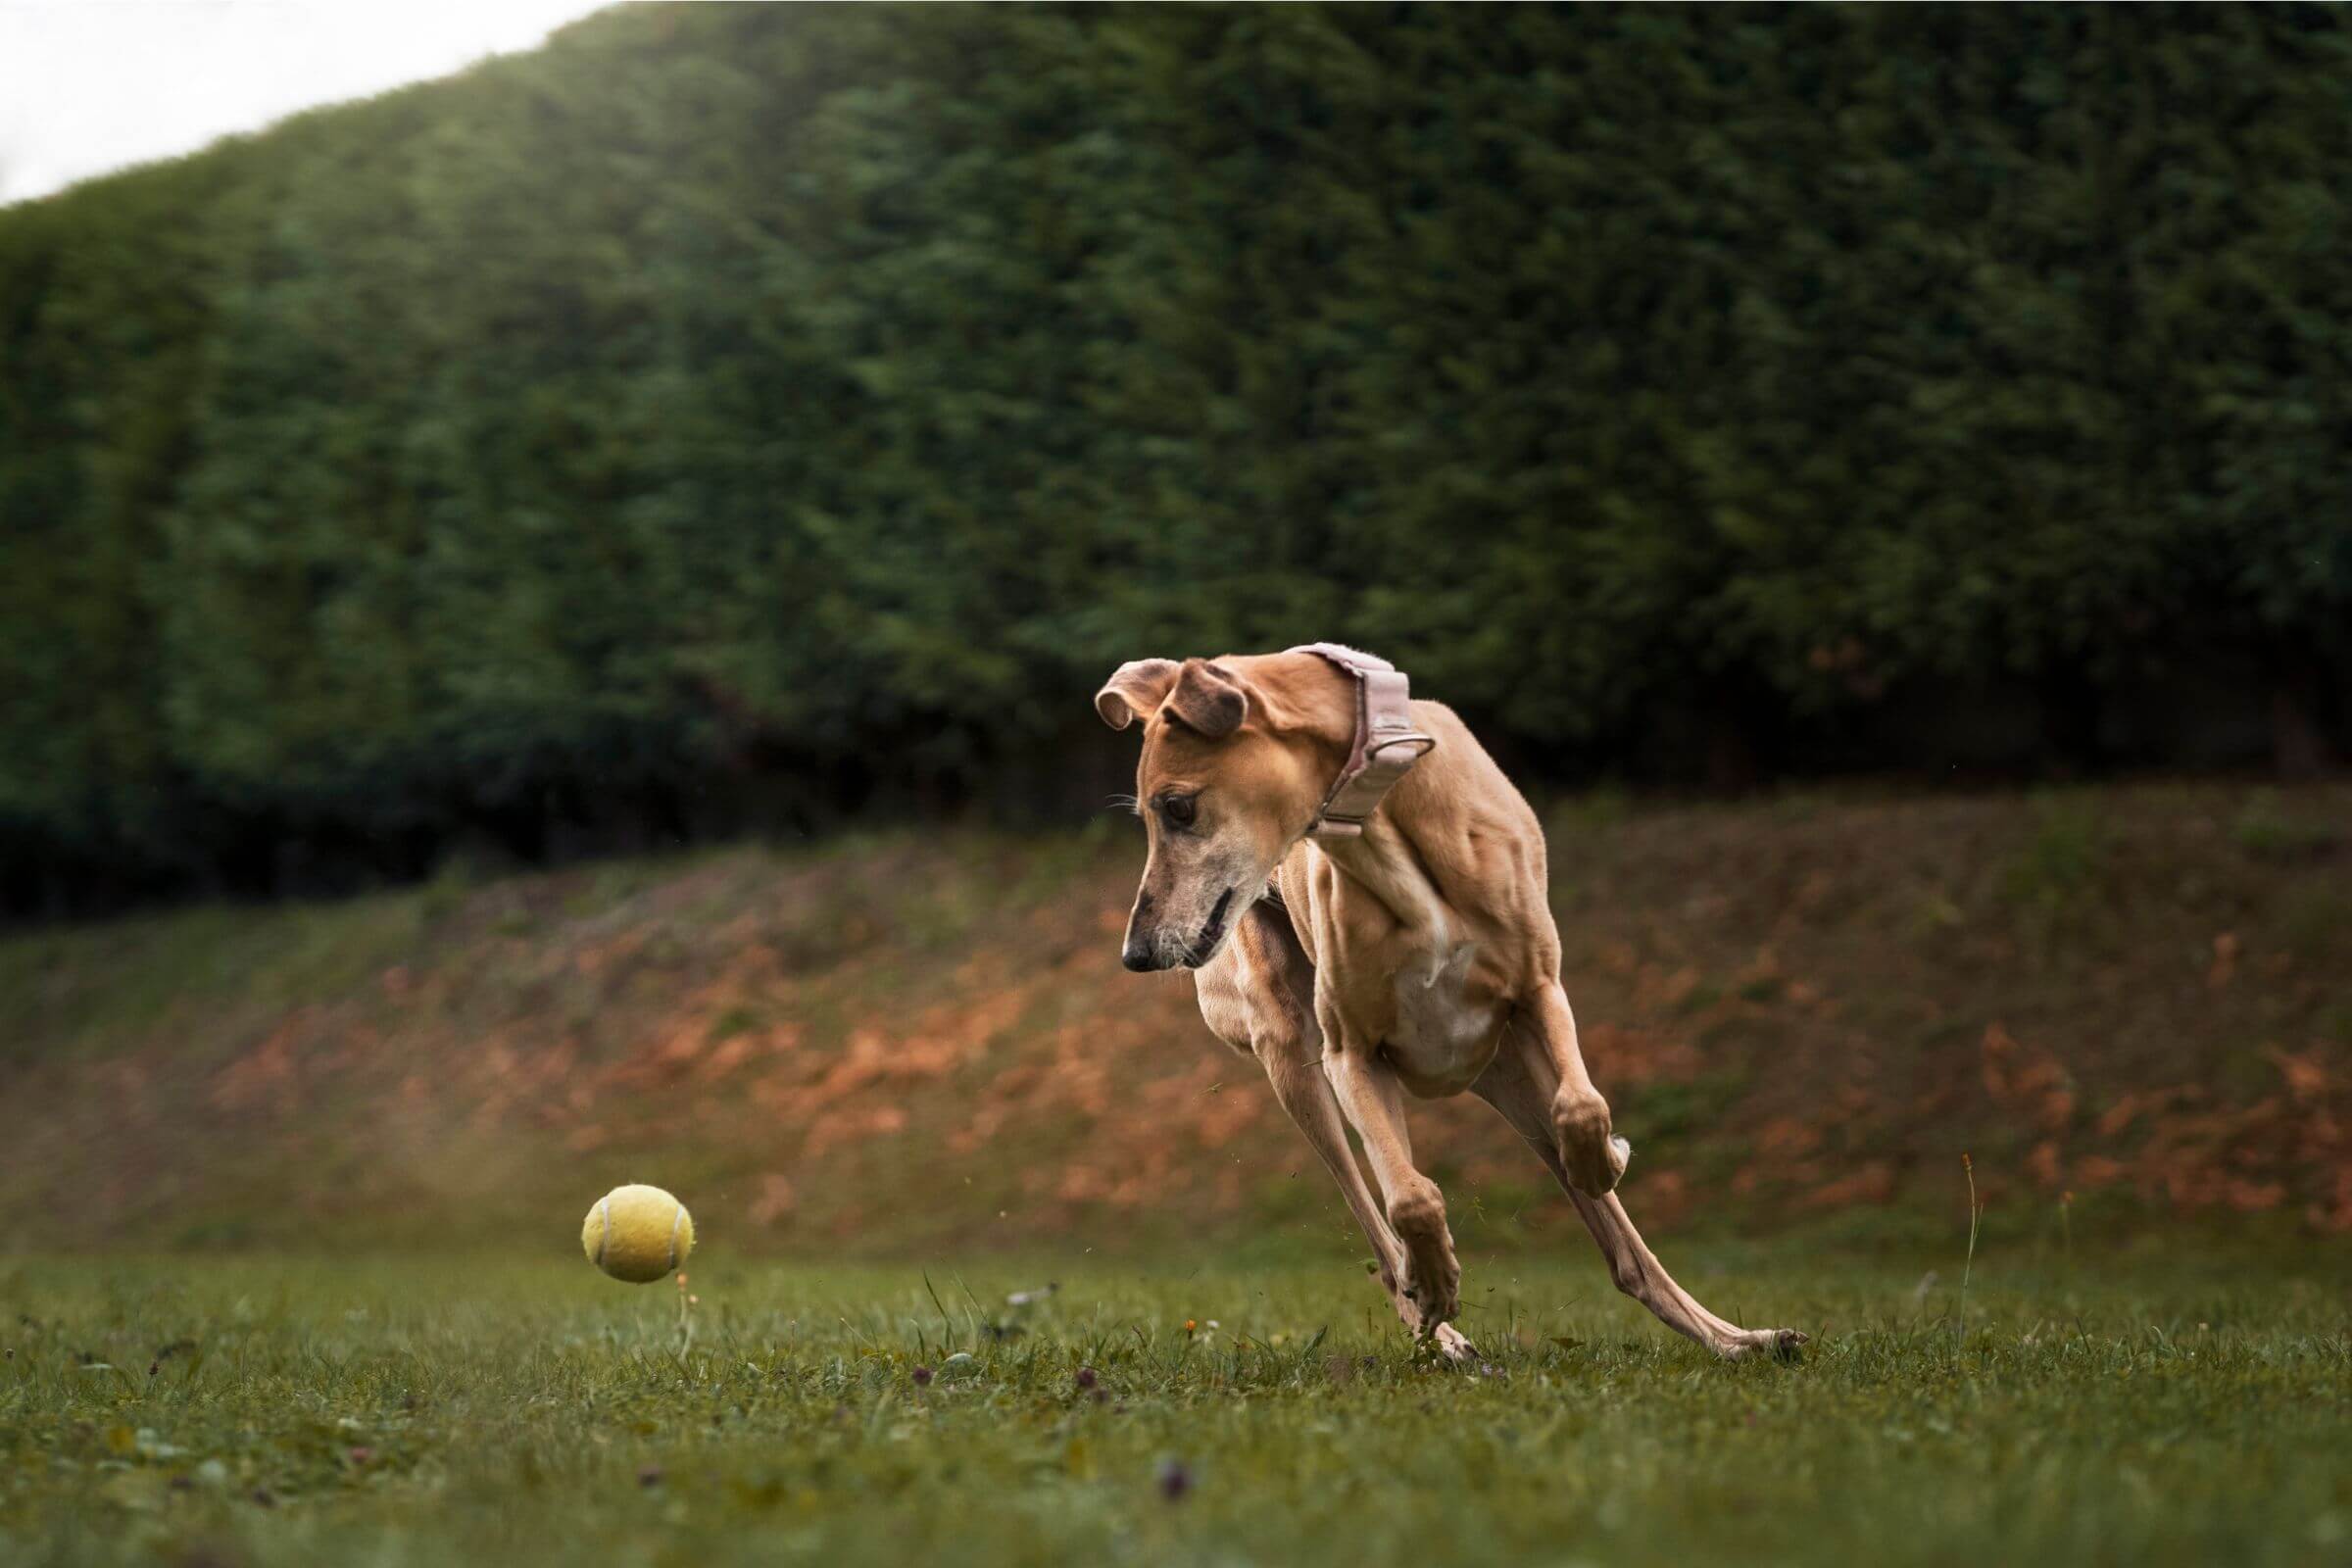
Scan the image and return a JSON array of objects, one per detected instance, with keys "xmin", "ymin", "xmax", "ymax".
[{"xmin": 1121, "ymin": 945, "xmax": 1157, "ymax": 972}]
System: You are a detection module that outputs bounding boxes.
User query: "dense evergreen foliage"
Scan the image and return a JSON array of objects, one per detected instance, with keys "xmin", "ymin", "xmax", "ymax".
[{"xmin": 3, "ymin": 4, "xmax": 2348, "ymax": 909}]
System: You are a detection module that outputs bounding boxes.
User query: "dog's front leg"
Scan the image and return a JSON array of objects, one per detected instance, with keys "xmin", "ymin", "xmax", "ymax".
[
  {"xmin": 1520, "ymin": 984, "xmax": 1630, "ymax": 1196},
  {"xmin": 1205, "ymin": 905, "xmax": 1474, "ymax": 1360},
  {"xmin": 1319, "ymin": 1036, "xmax": 1465, "ymax": 1347},
  {"xmin": 1257, "ymin": 1048, "xmax": 1472, "ymax": 1360}
]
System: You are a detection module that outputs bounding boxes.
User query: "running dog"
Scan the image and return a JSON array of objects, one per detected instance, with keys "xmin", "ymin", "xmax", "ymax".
[{"xmin": 1097, "ymin": 644, "xmax": 1802, "ymax": 1359}]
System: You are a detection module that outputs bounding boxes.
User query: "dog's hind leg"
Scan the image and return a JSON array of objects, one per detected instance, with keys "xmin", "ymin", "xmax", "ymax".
[
  {"xmin": 1199, "ymin": 907, "xmax": 1473, "ymax": 1360},
  {"xmin": 1473, "ymin": 1021, "xmax": 1804, "ymax": 1361}
]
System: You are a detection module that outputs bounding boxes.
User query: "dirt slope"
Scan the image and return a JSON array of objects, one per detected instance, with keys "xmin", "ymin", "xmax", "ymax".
[{"xmin": 3, "ymin": 784, "xmax": 2347, "ymax": 1255}]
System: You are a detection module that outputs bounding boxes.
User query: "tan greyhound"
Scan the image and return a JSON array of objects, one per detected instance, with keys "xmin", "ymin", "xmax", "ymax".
[{"xmin": 1098, "ymin": 644, "xmax": 1802, "ymax": 1360}]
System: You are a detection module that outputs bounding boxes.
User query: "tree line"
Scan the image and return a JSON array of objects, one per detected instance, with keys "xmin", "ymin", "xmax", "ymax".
[{"xmin": 2, "ymin": 3, "xmax": 2347, "ymax": 914}]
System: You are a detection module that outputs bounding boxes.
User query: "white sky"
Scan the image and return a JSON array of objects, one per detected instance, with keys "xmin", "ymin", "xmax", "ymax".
[{"xmin": 0, "ymin": 0, "xmax": 613, "ymax": 207}]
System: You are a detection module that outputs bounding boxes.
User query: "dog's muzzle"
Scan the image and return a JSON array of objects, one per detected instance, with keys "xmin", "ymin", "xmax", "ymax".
[
  {"xmin": 1121, "ymin": 886, "xmax": 1235, "ymax": 971},
  {"xmin": 1186, "ymin": 888, "xmax": 1235, "ymax": 966},
  {"xmin": 1122, "ymin": 890, "xmax": 1160, "ymax": 970}
]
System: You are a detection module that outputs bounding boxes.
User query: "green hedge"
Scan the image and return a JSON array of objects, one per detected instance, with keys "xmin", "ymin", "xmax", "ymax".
[{"xmin": 3, "ymin": 4, "xmax": 2348, "ymax": 907}]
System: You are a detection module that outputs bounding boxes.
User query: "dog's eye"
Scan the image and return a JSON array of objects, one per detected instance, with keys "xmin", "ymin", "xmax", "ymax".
[{"xmin": 1159, "ymin": 794, "xmax": 1198, "ymax": 828}]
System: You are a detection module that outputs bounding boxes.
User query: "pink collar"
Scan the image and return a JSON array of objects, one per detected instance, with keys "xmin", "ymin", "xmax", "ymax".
[{"xmin": 1288, "ymin": 644, "xmax": 1436, "ymax": 840}]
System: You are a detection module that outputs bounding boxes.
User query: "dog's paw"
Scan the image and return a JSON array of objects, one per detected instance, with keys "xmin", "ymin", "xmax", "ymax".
[
  {"xmin": 1397, "ymin": 1261, "xmax": 1461, "ymax": 1335},
  {"xmin": 1718, "ymin": 1326, "xmax": 1808, "ymax": 1363},
  {"xmin": 1391, "ymin": 1183, "xmax": 1462, "ymax": 1327},
  {"xmin": 1554, "ymin": 1093, "xmax": 1627, "ymax": 1195},
  {"xmin": 1424, "ymin": 1322, "xmax": 1477, "ymax": 1363}
]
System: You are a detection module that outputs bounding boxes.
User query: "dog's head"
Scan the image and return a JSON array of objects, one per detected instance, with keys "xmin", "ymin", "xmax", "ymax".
[{"xmin": 1095, "ymin": 655, "xmax": 1335, "ymax": 971}]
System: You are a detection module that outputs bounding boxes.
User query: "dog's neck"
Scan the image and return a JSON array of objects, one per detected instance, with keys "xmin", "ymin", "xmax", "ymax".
[
  {"xmin": 1294, "ymin": 713, "xmax": 1449, "ymax": 938},
  {"xmin": 1249, "ymin": 647, "xmax": 1449, "ymax": 933}
]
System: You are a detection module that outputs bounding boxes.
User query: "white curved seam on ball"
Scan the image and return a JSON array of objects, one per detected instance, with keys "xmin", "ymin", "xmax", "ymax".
[
  {"xmin": 594, "ymin": 1197, "xmax": 611, "ymax": 1266},
  {"xmin": 667, "ymin": 1201, "xmax": 685, "ymax": 1273}
]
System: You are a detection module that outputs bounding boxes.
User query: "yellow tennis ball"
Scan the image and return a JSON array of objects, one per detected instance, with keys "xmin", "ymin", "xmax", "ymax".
[{"xmin": 581, "ymin": 1184, "xmax": 695, "ymax": 1284}]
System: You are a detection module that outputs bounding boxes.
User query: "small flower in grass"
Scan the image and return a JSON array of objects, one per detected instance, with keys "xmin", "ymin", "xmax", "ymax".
[
  {"xmin": 1075, "ymin": 1366, "xmax": 1098, "ymax": 1391},
  {"xmin": 1479, "ymin": 1363, "xmax": 1504, "ymax": 1379},
  {"xmin": 1157, "ymin": 1458, "xmax": 1192, "ymax": 1502},
  {"xmin": 638, "ymin": 1465, "xmax": 663, "ymax": 1489},
  {"xmin": 347, "ymin": 1446, "xmax": 373, "ymax": 1466},
  {"xmin": 911, "ymin": 1364, "xmax": 933, "ymax": 1387}
]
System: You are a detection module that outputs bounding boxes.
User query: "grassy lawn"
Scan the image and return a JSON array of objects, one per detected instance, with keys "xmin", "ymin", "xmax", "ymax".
[{"xmin": 5, "ymin": 1242, "xmax": 2347, "ymax": 1566}]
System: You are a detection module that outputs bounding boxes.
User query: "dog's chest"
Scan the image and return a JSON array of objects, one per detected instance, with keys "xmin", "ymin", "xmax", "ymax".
[{"xmin": 1381, "ymin": 942, "xmax": 1505, "ymax": 1095}]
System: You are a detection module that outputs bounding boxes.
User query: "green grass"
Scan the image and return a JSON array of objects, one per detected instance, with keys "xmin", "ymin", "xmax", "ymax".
[{"xmin": 5, "ymin": 1244, "xmax": 2348, "ymax": 1567}]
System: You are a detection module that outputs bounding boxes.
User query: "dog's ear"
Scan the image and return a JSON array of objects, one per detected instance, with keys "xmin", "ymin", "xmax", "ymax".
[
  {"xmin": 1165, "ymin": 660, "xmax": 1248, "ymax": 740},
  {"xmin": 1095, "ymin": 659, "xmax": 1180, "ymax": 730}
]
